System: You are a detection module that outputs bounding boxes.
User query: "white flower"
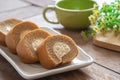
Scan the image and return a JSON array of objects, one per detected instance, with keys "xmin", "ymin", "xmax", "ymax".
[{"xmin": 117, "ymin": 15, "xmax": 120, "ymax": 19}]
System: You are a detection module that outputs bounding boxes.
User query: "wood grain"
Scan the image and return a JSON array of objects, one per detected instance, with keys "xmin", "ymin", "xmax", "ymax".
[
  {"xmin": 45, "ymin": 64, "xmax": 120, "ymax": 80},
  {"xmin": 0, "ymin": 55, "xmax": 47, "ymax": 80},
  {"xmin": 0, "ymin": 55, "xmax": 24, "ymax": 80},
  {"xmin": 23, "ymin": 0, "xmax": 55, "ymax": 7},
  {"xmin": 0, "ymin": 0, "xmax": 29, "ymax": 12},
  {"xmin": 81, "ymin": 64, "xmax": 120, "ymax": 80},
  {"xmin": 26, "ymin": 12, "xmax": 63, "ymax": 29},
  {"xmin": 1, "ymin": 54, "xmax": 119, "ymax": 80},
  {"xmin": 0, "ymin": 6, "xmax": 43, "ymax": 21}
]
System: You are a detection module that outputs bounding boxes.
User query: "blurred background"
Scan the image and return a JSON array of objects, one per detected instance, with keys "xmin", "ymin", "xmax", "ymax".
[{"xmin": 0, "ymin": 0, "xmax": 114, "ymax": 21}]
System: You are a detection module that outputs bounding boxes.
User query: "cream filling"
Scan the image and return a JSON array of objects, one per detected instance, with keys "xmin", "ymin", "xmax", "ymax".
[
  {"xmin": 32, "ymin": 39, "xmax": 43, "ymax": 51},
  {"xmin": 53, "ymin": 42, "xmax": 70, "ymax": 59}
]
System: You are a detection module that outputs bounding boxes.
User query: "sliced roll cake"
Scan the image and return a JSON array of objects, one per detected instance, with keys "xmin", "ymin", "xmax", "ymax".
[
  {"xmin": 0, "ymin": 18, "xmax": 22, "ymax": 46},
  {"xmin": 16, "ymin": 29, "xmax": 51, "ymax": 63},
  {"xmin": 37, "ymin": 34, "xmax": 78, "ymax": 69},
  {"xmin": 5, "ymin": 21, "xmax": 39, "ymax": 54}
]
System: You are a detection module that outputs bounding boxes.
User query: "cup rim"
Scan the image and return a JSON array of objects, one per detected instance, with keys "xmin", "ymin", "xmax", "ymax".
[{"xmin": 55, "ymin": 0, "xmax": 96, "ymax": 12}]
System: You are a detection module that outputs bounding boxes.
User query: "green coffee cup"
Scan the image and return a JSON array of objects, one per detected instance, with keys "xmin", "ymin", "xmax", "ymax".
[{"xmin": 43, "ymin": 0, "xmax": 96, "ymax": 30}]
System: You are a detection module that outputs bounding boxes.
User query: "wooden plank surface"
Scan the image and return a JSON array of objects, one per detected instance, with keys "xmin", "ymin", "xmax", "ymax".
[
  {"xmin": 0, "ymin": 0, "xmax": 29, "ymax": 12},
  {"xmin": 23, "ymin": 0, "xmax": 55, "ymax": 7},
  {"xmin": 0, "ymin": 54, "xmax": 120, "ymax": 80},
  {"xmin": 44, "ymin": 64, "xmax": 120, "ymax": 80},
  {"xmin": 23, "ymin": 0, "xmax": 115, "ymax": 8},
  {"xmin": 26, "ymin": 12, "xmax": 63, "ymax": 29},
  {"xmin": 0, "ymin": 55, "xmax": 24, "ymax": 80},
  {"xmin": 0, "ymin": 6, "xmax": 43, "ymax": 21},
  {"xmin": 0, "ymin": 55, "xmax": 47, "ymax": 80}
]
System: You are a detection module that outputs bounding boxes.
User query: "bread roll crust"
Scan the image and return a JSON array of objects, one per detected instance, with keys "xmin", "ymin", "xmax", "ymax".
[
  {"xmin": 37, "ymin": 35, "xmax": 78, "ymax": 69},
  {"xmin": 0, "ymin": 32, "xmax": 5, "ymax": 45},
  {"xmin": 60, "ymin": 35, "xmax": 78, "ymax": 64},
  {"xmin": 17, "ymin": 39, "xmax": 36, "ymax": 63},
  {"xmin": 17, "ymin": 29, "xmax": 51, "ymax": 63},
  {"xmin": 37, "ymin": 41, "xmax": 57, "ymax": 68},
  {"xmin": 5, "ymin": 21, "xmax": 39, "ymax": 54},
  {"xmin": 0, "ymin": 18, "xmax": 22, "ymax": 46}
]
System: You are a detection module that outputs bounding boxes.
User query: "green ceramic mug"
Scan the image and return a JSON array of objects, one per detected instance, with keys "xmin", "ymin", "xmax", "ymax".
[{"xmin": 43, "ymin": 0, "xmax": 96, "ymax": 30}]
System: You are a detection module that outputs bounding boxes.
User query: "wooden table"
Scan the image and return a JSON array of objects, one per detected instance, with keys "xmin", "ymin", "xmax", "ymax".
[{"xmin": 0, "ymin": 0, "xmax": 120, "ymax": 80}]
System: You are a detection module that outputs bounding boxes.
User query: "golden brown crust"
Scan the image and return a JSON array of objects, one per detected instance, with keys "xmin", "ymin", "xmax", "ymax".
[
  {"xmin": 17, "ymin": 29, "xmax": 51, "ymax": 63},
  {"xmin": 37, "ymin": 34, "xmax": 78, "ymax": 69},
  {"xmin": 60, "ymin": 35, "xmax": 78, "ymax": 64},
  {"xmin": 0, "ymin": 32, "xmax": 5, "ymax": 46},
  {"xmin": 37, "ymin": 41, "xmax": 57, "ymax": 69},
  {"xmin": 17, "ymin": 39, "xmax": 38, "ymax": 63},
  {"xmin": 5, "ymin": 30, "xmax": 17, "ymax": 53},
  {"xmin": 5, "ymin": 21, "xmax": 39, "ymax": 54},
  {"xmin": 0, "ymin": 18, "xmax": 22, "ymax": 46}
]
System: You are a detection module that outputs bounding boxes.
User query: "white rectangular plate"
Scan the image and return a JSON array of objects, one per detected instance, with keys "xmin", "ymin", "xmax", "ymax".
[{"xmin": 0, "ymin": 27, "xmax": 93, "ymax": 79}]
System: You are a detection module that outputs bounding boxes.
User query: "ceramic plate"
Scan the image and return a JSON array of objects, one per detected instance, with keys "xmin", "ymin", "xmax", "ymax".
[{"xmin": 0, "ymin": 27, "xmax": 93, "ymax": 79}]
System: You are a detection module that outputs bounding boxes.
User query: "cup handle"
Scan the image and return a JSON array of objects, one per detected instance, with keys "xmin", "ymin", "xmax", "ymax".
[{"xmin": 43, "ymin": 5, "xmax": 59, "ymax": 24}]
